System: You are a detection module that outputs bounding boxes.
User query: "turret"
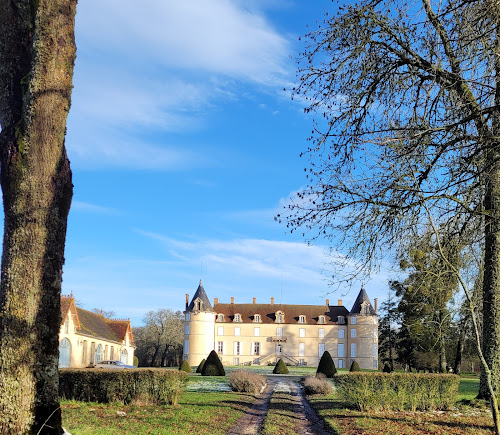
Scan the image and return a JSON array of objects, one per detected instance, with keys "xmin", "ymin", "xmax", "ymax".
[
  {"xmin": 183, "ymin": 280, "xmax": 216, "ymax": 366},
  {"xmin": 347, "ymin": 285, "xmax": 379, "ymax": 370}
]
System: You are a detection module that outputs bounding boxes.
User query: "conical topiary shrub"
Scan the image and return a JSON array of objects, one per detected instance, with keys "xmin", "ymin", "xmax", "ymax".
[
  {"xmin": 179, "ymin": 359, "xmax": 192, "ymax": 373},
  {"xmin": 316, "ymin": 351, "xmax": 337, "ymax": 378},
  {"xmin": 349, "ymin": 360, "xmax": 361, "ymax": 372},
  {"xmin": 273, "ymin": 358, "xmax": 289, "ymax": 374},
  {"xmin": 201, "ymin": 350, "xmax": 225, "ymax": 376},
  {"xmin": 383, "ymin": 363, "xmax": 392, "ymax": 373},
  {"xmin": 196, "ymin": 358, "xmax": 206, "ymax": 373}
]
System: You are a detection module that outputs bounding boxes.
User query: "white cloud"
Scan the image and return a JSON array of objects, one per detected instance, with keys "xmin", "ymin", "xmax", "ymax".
[{"xmin": 72, "ymin": 201, "xmax": 121, "ymax": 215}]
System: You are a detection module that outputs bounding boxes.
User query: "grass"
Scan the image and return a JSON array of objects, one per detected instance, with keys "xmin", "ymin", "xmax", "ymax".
[
  {"xmin": 262, "ymin": 382, "xmax": 299, "ymax": 435},
  {"xmin": 62, "ymin": 391, "xmax": 256, "ymax": 434},
  {"xmin": 306, "ymin": 376, "xmax": 494, "ymax": 434}
]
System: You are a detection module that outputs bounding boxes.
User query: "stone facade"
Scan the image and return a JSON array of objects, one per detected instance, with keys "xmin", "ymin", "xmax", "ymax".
[{"xmin": 183, "ymin": 281, "xmax": 378, "ymax": 370}]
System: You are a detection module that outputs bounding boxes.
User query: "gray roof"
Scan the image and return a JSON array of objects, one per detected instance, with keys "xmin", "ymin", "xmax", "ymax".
[
  {"xmin": 187, "ymin": 280, "xmax": 214, "ymax": 312},
  {"xmin": 350, "ymin": 285, "xmax": 376, "ymax": 315}
]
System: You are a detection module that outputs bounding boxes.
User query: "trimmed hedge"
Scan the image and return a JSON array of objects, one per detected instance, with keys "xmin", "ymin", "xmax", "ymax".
[
  {"xmin": 334, "ymin": 372, "xmax": 460, "ymax": 412},
  {"xmin": 59, "ymin": 368, "xmax": 188, "ymax": 405},
  {"xmin": 179, "ymin": 360, "xmax": 192, "ymax": 373},
  {"xmin": 201, "ymin": 350, "xmax": 225, "ymax": 376},
  {"xmin": 196, "ymin": 359, "xmax": 206, "ymax": 373},
  {"xmin": 273, "ymin": 358, "xmax": 289, "ymax": 374},
  {"xmin": 349, "ymin": 360, "xmax": 361, "ymax": 372},
  {"xmin": 317, "ymin": 351, "xmax": 337, "ymax": 378}
]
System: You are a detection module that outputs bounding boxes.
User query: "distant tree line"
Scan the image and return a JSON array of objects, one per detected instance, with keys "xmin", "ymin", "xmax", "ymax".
[{"xmin": 133, "ymin": 308, "xmax": 184, "ymax": 367}]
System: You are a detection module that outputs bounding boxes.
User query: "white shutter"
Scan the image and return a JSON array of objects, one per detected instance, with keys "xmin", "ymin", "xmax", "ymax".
[
  {"xmin": 251, "ymin": 342, "xmax": 254, "ymax": 355},
  {"xmin": 234, "ymin": 342, "xmax": 238, "ymax": 355},
  {"xmin": 222, "ymin": 342, "xmax": 226, "ymax": 355}
]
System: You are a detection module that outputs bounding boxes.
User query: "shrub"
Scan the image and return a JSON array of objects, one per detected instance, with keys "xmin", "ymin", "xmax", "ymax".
[
  {"xmin": 303, "ymin": 375, "xmax": 334, "ymax": 395},
  {"xmin": 133, "ymin": 356, "xmax": 139, "ymax": 367},
  {"xmin": 349, "ymin": 360, "xmax": 361, "ymax": 372},
  {"xmin": 196, "ymin": 359, "xmax": 206, "ymax": 373},
  {"xmin": 317, "ymin": 351, "xmax": 337, "ymax": 378},
  {"xmin": 333, "ymin": 372, "xmax": 459, "ymax": 412},
  {"xmin": 383, "ymin": 363, "xmax": 392, "ymax": 373},
  {"xmin": 179, "ymin": 360, "xmax": 192, "ymax": 373},
  {"xmin": 273, "ymin": 358, "xmax": 289, "ymax": 374},
  {"xmin": 59, "ymin": 368, "xmax": 188, "ymax": 405},
  {"xmin": 228, "ymin": 370, "xmax": 266, "ymax": 393},
  {"xmin": 201, "ymin": 350, "xmax": 225, "ymax": 376}
]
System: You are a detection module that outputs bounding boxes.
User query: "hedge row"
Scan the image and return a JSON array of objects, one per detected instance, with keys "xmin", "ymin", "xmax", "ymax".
[
  {"xmin": 60, "ymin": 368, "xmax": 188, "ymax": 405},
  {"xmin": 334, "ymin": 372, "xmax": 459, "ymax": 412}
]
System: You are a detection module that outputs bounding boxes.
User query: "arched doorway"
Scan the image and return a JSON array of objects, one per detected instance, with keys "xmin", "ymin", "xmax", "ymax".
[
  {"xmin": 59, "ymin": 338, "xmax": 71, "ymax": 368},
  {"xmin": 120, "ymin": 348, "xmax": 128, "ymax": 364},
  {"xmin": 95, "ymin": 344, "xmax": 103, "ymax": 364}
]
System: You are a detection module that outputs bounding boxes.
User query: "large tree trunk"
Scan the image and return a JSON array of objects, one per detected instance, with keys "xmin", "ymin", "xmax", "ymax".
[{"xmin": 0, "ymin": 1, "xmax": 76, "ymax": 433}]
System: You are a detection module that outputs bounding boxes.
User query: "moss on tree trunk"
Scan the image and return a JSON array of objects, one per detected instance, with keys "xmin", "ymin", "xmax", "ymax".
[{"xmin": 0, "ymin": 0, "xmax": 77, "ymax": 433}]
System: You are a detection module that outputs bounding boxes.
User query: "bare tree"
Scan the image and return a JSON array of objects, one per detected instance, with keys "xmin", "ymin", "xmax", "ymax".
[
  {"xmin": 0, "ymin": 0, "xmax": 76, "ymax": 433},
  {"xmin": 278, "ymin": 0, "xmax": 500, "ymax": 431}
]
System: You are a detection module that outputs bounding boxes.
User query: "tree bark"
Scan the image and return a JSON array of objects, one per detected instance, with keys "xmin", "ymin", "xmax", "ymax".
[{"xmin": 0, "ymin": 1, "xmax": 76, "ymax": 433}]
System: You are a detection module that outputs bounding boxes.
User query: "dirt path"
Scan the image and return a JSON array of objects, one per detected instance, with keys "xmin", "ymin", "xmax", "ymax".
[{"xmin": 227, "ymin": 376, "xmax": 332, "ymax": 435}]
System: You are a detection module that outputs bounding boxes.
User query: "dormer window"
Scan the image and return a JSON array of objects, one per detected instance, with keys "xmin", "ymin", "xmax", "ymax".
[
  {"xmin": 194, "ymin": 299, "xmax": 203, "ymax": 311},
  {"xmin": 361, "ymin": 301, "xmax": 370, "ymax": 314},
  {"xmin": 217, "ymin": 314, "xmax": 224, "ymax": 322},
  {"xmin": 319, "ymin": 316, "xmax": 325, "ymax": 324},
  {"xmin": 338, "ymin": 315, "xmax": 345, "ymax": 324},
  {"xmin": 254, "ymin": 314, "xmax": 261, "ymax": 323},
  {"xmin": 299, "ymin": 315, "xmax": 306, "ymax": 324},
  {"xmin": 276, "ymin": 311, "xmax": 284, "ymax": 323},
  {"xmin": 234, "ymin": 313, "xmax": 241, "ymax": 322}
]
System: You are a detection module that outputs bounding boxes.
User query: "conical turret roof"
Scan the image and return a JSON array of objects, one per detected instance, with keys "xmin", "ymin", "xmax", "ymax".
[
  {"xmin": 187, "ymin": 280, "xmax": 214, "ymax": 312},
  {"xmin": 350, "ymin": 285, "xmax": 376, "ymax": 315}
]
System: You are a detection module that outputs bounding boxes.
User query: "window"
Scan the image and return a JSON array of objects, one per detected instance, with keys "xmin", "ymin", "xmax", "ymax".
[
  {"xmin": 217, "ymin": 314, "xmax": 224, "ymax": 322},
  {"xmin": 276, "ymin": 327, "xmax": 283, "ymax": 337},
  {"xmin": 373, "ymin": 343, "xmax": 377, "ymax": 357},
  {"xmin": 90, "ymin": 342, "xmax": 96, "ymax": 364},
  {"xmin": 319, "ymin": 343, "xmax": 325, "ymax": 357},
  {"xmin": 351, "ymin": 328, "xmax": 357, "ymax": 338},
  {"xmin": 319, "ymin": 328, "xmax": 325, "ymax": 338},
  {"xmin": 351, "ymin": 317, "xmax": 357, "ymax": 324},
  {"xmin": 351, "ymin": 343, "xmax": 356, "ymax": 358},
  {"xmin": 338, "ymin": 316, "xmax": 345, "ymax": 324},
  {"xmin": 217, "ymin": 341, "xmax": 224, "ymax": 353},
  {"xmin": 299, "ymin": 328, "xmax": 306, "ymax": 338},
  {"xmin": 121, "ymin": 349, "xmax": 128, "ymax": 364},
  {"xmin": 96, "ymin": 344, "xmax": 103, "ymax": 363},
  {"xmin": 185, "ymin": 313, "xmax": 190, "ymax": 321},
  {"xmin": 104, "ymin": 345, "xmax": 108, "ymax": 360},
  {"xmin": 234, "ymin": 314, "xmax": 241, "ymax": 322},
  {"xmin": 338, "ymin": 359, "xmax": 343, "ymax": 368},
  {"xmin": 338, "ymin": 329, "xmax": 345, "ymax": 339},
  {"xmin": 64, "ymin": 318, "xmax": 69, "ymax": 334},
  {"xmin": 218, "ymin": 326, "xmax": 224, "ymax": 336},
  {"xmin": 299, "ymin": 358, "xmax": 305, "ymax": 365},
  {"xmin": 253, "ymin": 342, "xmax": 260, "ymax": 356},
  {"xmin": 82, "ymin": 340, "xmax": 88, "ymax": 364},
  {"xmin": 299, "ymin": 315, "xmax": 305, "ymax": 323},
  {"xmin": 234, "ymin": 341, "xmax": 241, "ymax": 355},
  {"xmin": 254, "ymin": 327, "xmax": 260, "ymax": 337},
  {"xmin": 58, "ymin": 338, "xmax": 71, "ymax": 368},
  {"xmin": 373, "ymin": 360, "xmax": 378, "ymax": 369},
  {"xmin": 195, "ymin": 300, "xmax": 202, "ymax": 310},
  {"xmin": 110, "ymin": 346, "xmax": 114, "ymax": 360},
  {"xmin": 235, "ymin": 327, "xmax": 241, "ymax": 336},
  {"xmin": 185, "ymin": 324, "xmax": 189, "ymax": 335},
  {"xmin": 319, "ymin": 316, "xmax": 325, "ymax": 324},
  {"xmin": 299, "ymin": 342, "xmax": 305, "ymax": 357},
  {"xmin": 276, "ymin": 311, "xmax": 284, "ymax": 323},
  {"xmin": 338, "ymin": 343, "xmax": 344, "ymax": 357},
  {"xmin": 233, "ymin": 357, "xmax": 240, "ymax": 365},
  {"xmin": 254, "ymin": 314, "xmax": 261, "ymax": 323},
  {"xmin": 184, "ymin": 340, "xmax": 189, "ymax": 354}
]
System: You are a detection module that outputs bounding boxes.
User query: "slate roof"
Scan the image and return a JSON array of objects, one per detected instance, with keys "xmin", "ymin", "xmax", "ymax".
[
  {"xmin": 213, "ymin": 303, "xmax": 349, "ymax": 324},
  {"xmin": 187, "ymin": 280, "xmax": 214, "ymax": 312},
  {"xmin": 350, "ymin": 286, "xmax": 377, "ymax": 315},
  {"xmin": 61, "ymin": 295, "xmax": 133, "ymax": 344}
]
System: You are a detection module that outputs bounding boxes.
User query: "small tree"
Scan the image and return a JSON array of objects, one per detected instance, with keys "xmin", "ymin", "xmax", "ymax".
[
  {"xmin": 383, "ymin": 363, "xmax": 392, "ymax": 373},
  {"xmin": 349, "ymin": 360, "xmax": 361, "ymax": 372},
  {"xmin": 179, "ymin": 360, "xmax": 192, "ymax": 373},
  {"xmin": 201, "ymin": 350, "xmax": 225, "ymax": 376},
  {"xmin": 196, "ymin": 358, "xmax": 206, "ymax": 373},
  {"xmin": 273, "ymin": 358, "xmax": 289, "ymax": 374},
  {"xmin": 317, "ymin": 351, "xmax": 336, "ymax": 378}
]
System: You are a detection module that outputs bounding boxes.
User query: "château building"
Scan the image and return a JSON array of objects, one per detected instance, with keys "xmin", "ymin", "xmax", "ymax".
[{"xmin": 183, "ymin": 281, "xmax": 379, "ymax": 369}]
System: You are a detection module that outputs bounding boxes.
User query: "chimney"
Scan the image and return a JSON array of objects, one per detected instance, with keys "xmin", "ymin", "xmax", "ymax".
[
  {"xmin": 338, "ymin": 299, "xmax": 342, "ymax": 306},
  {"xmin": 231, "ymin": 297, "xmax": 234, "ymax": 304},
  {"xmin": 253, "ymin": 297, "xmax": 256, "ymax": 304},
  {"xmin": 185, "ymin": 294, "xmax": 189, "ymax": 310},
  {"xmin": 326, "ymin": 299, "xmax": 329, "ymax": 306},
  {"xmin": 214, "ymin": 297, "xmax": 219, "ymax": 305},
  {"xmin": 374, "ymin": 298, "xmax": 378, "ymax": 313},
  {"xmin": 271, "ymin": 297, "xmax": 274, "ymax": 304}
]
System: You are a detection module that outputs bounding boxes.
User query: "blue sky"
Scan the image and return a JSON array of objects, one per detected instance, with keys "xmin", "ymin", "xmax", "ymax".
[{"xmin": 60, "ymin": 0, "xmax": 395, "ymax": 326}]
